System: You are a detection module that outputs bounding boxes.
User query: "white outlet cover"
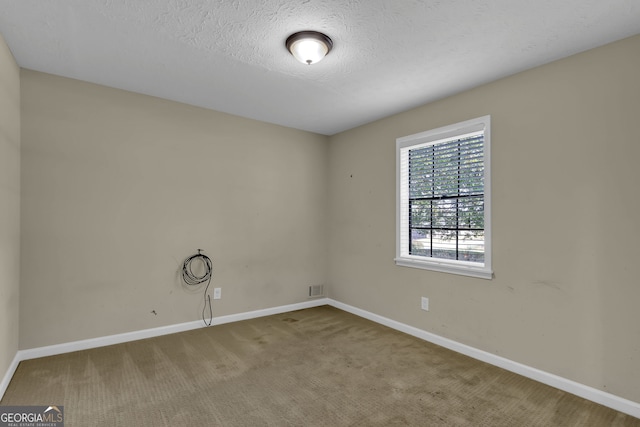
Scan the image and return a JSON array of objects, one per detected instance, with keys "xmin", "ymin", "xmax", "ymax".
[{"xmin": 421, "ymin": 297, "xmax": 429, "ymax": 311}]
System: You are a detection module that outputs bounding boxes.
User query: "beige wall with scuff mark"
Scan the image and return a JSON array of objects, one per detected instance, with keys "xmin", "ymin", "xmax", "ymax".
[
  {"xmin": 327, "ymin": 34, "xmax": 640, "ymax": 403},
  {"xmin": 19, "ymin": 70, "xmax": 328, "ymax": 348}
]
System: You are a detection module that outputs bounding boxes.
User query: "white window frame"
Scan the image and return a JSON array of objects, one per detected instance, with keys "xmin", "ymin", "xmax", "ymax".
[{"xmin": 395, "ymin": 115, "xmax": 492, "ymax": 279}]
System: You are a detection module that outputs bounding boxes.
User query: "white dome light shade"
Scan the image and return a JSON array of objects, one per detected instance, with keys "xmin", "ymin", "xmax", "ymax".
[
  {"xmin": 286, "ymin": 31, "xmax": 333, "ymax": 65},
  {"xmin": 289, "ymin": 39, "xmax": 327, "ymax": 64}
]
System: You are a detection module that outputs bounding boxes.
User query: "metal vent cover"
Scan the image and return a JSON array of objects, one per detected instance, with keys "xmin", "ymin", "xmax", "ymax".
[{"xmin": 308, "ymin": 284, "xmax": 324, "ymax": 298}]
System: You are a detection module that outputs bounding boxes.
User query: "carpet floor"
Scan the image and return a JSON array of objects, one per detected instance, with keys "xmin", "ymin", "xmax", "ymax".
[{"xmin": 2, "ymin": 305, "xmax": 639, "ymax": 426}]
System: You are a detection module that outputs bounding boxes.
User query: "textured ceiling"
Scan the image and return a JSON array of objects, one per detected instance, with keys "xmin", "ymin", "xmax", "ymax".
[{"xmin": 1, "ymin": 1, "xmax": 640, "ymax": 135}]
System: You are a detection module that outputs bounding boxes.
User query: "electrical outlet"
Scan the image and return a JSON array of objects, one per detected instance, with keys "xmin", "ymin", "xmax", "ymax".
[
  {"xmin": 213, "ymin": 288, "xmax": 222, "ymax": 300},
  {"xmin": 421, "ymin": 297, "xmax": 429, "ymax": 311}
]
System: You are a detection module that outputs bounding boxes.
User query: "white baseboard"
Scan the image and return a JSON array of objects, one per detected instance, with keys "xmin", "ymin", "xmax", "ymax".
[
  {"xmin": 18, "ymin": 298, "xmax": 330, "ymax": 362},
  {"xmin": 327, "ymin": 299, "xmax": 640, "ymax": 420},
  {"xmin": 17, "ymin": 320, "xmax": 204, "ymax": 362},
  {"xmin": 0, "ymin": 352, "xmax": 21, "ymax": 401},
  {"xmin": 213, "ymin": 298, "xmax": 330, "ymax": 326},
  {"xmin": 1, "ymin": 298, "xmax": 329, "ymax": 400},
  {"xmin": 3, "ymin": 296, "xmax": 639, "ymax": 420}
]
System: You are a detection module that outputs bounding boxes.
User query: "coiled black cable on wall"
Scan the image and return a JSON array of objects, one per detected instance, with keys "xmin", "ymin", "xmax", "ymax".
[{"xmin": 182, "ymin": 249, "xmax": 213, "ymax": 326}]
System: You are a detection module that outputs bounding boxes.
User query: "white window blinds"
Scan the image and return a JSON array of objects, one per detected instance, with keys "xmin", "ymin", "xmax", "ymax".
[{"xmin": 396, "ymin": 116, "xmax": 492, "ymax": 279}]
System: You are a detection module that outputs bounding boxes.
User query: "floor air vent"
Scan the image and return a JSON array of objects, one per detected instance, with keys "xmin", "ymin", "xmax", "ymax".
[{"xmin": 308, "ymin": 284, "xmax": 324, "ymax": 298}]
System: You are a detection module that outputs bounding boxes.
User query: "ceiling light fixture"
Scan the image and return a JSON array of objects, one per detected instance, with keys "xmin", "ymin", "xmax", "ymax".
[{"xmin": 286, "ymin": 31, "xmax": 333, "ymax": 65}]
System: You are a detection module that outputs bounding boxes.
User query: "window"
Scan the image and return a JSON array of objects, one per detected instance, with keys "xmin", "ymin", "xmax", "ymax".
[{"xmin": 396, "ymin": 116, "xmax": 492, "ymax": 279}]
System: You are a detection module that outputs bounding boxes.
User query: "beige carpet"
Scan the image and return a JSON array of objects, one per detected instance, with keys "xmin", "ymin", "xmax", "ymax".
[{"xmin": 2, "ymin": 305, "xmax": 638, "ymax": 426}]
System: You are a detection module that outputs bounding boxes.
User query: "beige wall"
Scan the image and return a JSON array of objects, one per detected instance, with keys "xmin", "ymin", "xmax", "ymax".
[
  {"xmin": 20, "ymin": 70, "xmax": 328, "ymax": 348},
  {"xmin": 0, "ymin": 34, "xmax": 20, "ymax": 382},
  {"xmin": 328, "ymin": 34, "xmax": 640, "ymax": 403}
]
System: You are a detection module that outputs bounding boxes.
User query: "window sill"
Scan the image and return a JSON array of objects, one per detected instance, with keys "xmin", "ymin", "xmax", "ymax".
[{"xmin": 394, "ymin": 257, "xmax": 493, "ymax": 280}]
